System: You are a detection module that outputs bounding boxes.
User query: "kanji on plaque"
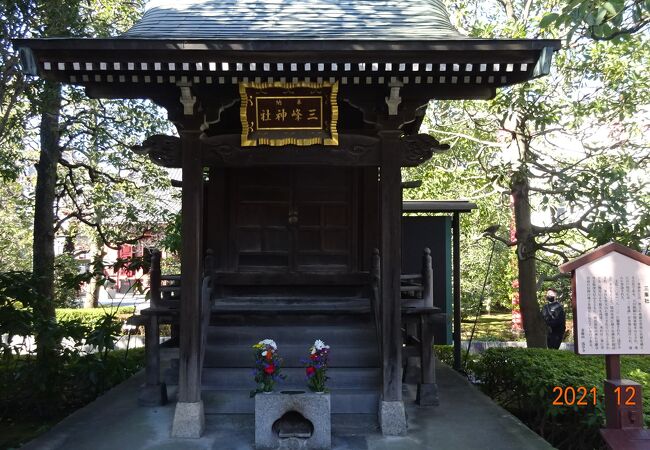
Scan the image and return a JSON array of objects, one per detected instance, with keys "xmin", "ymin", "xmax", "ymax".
[
  {"xmin": 256, "ymin": 97, "xmax": 322, "ymax": 130},
  {"xmin": 239, "ymin": 81, "xmax": 338, "ymax": 147}
]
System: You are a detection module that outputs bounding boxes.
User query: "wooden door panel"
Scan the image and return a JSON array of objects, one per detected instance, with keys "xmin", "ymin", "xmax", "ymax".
[
  {"xmin": 230, "ymin": 167, "xmax": 355, "ymax": 273},
  {"xmin": 323, "ymin": 205, "xmax": 348, "ymax": 226},
  {"xmin": 294, "ymin": 167, "xmax": 353, "ymax": 272},
  {"xmin": 231, "ymin": 168, "xmax": 291, "ymax": 271},
  {"xmin": 322, "ymin": 230, "xmax": 348, "ymax": 252}
]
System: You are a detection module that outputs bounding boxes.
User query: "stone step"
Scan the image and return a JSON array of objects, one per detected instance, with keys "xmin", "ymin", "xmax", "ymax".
[
  {"xmin": 203, "ymin": 343, "xmax": 378, "ymax": 368},
  {"xmin": 202, "ymin": 388, "xmax": 380, "ymax": 414},
  {"xmin": 211, "ymin": 297, "xmax": 371, "ymax": 314},
  {"xmin": 209, "ymin": 311, "xmax": 375, "ymax": 327},
  {"xmin": 206, "ymin": 323, "xmax": 376, "ymax": 346},
  {"xmin": 166, "ymin": 366, "xmax": 380, "ymax": 388},
  {"xmin": 200, "ymin": 367, "xmax": 380, "ymax": 389}
]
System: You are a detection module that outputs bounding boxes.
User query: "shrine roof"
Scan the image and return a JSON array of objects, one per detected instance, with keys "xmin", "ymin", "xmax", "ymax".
[
  {"xmin": 122, "ymin": 0, "xmax": 464, "ymax": 41},
  {"xmin": 559, "ymin": 242, "xmax": 650, "ymax": 273},
  {"xmin": 13, "ymin": 0, "xmax": 560, "ymax": 96}
]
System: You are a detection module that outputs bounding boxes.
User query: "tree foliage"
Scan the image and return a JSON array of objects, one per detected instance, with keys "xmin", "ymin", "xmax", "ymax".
[
  {"xmin": 409, "ymin": 0, "xmax": 649, "ymax": 346},
  {"xmin": 542, "ymin": 0, "xmax": 650, "ymax": 42},
  {"xmin": 0, "ymin": 0, "xmax": 179, "ymax": 366}
]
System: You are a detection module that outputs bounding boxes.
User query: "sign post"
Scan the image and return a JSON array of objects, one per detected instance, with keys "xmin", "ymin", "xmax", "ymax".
[{"xmin": 560, "ymin": 242, "xmax": 650, "ymax": 449}]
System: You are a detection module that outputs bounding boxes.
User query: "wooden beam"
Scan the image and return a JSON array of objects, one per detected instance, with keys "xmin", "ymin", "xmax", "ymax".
[
  {"xmin": 201, "ymin": 133, "xmax": 381, "ymax": 167},
  {"xmin": 379, "ymin": 130, "xmax": 403, "ymax": 402},
  {"xmin": 178, "ymin": 130, "xmax": 204, "ymax": 404}
]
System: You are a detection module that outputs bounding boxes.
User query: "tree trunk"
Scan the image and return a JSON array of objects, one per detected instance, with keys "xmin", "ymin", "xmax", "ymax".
[
  {"xmin": 511, "ymin": 170, "xmax": 547, "ymax": 348},
  {"xmin": 84, "ymin": 233, "xmax": 105, "ymax": 308},
  {"xmin": 32, "ymin": 80, "xmax": 62, "ymax": 358}
]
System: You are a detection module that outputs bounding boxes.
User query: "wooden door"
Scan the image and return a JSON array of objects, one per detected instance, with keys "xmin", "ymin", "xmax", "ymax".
[{"xmin": 230, "ymin": 167, "xmax": 354, "ymax": 273}]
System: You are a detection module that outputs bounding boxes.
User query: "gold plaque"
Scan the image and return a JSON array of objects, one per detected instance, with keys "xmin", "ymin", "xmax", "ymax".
[{"xmin": 239, "ymin": 81, "xmax": 339, "ymax": 147}]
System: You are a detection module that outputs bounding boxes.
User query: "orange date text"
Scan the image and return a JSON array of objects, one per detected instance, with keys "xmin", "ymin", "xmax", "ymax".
[{"xmin": 551, "ymin": 386, "xmax": 598, "ymax": 406}]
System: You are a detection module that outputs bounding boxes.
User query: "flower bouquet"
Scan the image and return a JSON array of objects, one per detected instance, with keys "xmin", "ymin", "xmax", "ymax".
[
  {"xmin": 250, "ymin": 339, "xmax": 285, "ymax": 397},
  {"xmin": 304, "ymin": 339, "xmax": 330, "ymax": 393}
]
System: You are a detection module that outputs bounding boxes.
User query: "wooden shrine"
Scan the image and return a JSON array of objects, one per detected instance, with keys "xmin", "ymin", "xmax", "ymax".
[{"xmin": 16, "ymin": 0, "xmax": 559, "ymax": 439}]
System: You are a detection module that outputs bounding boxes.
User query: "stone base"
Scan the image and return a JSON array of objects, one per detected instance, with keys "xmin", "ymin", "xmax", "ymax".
[
  {"xmin": 255, "ymin": 391, "xmax": 331, "ymax": 450},
  {"xmin": 379, "ymin": 401, "xmax": 407, "ymax": 436},
  {"xmin": 138, "ymin": 383, "xmax": 168, "ymax": 407},
  {"xmin": 171, "ymin": 401, "xmax": 205, "ymax": 438},
  {"xmin": 416, "ymin": 383, "xmax": 439, "ymax": 406}
]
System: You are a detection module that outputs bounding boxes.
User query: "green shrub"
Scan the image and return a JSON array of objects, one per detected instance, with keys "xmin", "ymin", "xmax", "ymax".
[
  {"xmin": 435, "ymin": 345, "xmax": 454, "ymax": 366},
  {"xmin": 55, "ymin": 306, "xmax": 135, "ymax": 329},
  {"xmin": 435, "ymin": 344, "xmax": 480, "ymax": 370},
  {"xmin": 468, "ymin": 348, "xmax": 650, "ymax": 450},
  {"xmin": 0, "ymin": 347, "xmax": 144, "ymax": 448}
]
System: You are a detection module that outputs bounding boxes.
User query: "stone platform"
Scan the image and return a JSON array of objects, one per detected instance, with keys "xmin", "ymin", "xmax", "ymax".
[{"xmin": 21, "ymin": 362, "xmax": 552, "ymax": 450}]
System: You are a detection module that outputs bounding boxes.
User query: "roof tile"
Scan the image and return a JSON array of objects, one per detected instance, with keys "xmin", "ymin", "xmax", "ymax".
[{"xmin": 123, "ymin": 0, "xmax": 464, "ymax": 40}]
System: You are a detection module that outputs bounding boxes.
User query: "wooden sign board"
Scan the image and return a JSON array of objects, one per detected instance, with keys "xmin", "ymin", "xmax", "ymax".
[
  {"xmin": 560, "ymin": 244, "xmax": 650, "ymax": 355},
  {"xmin": 239, "ymin": 81, "xmax": 338, "ymax": 147}
]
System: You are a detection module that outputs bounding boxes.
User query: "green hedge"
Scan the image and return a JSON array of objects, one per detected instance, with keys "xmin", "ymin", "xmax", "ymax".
[
  {"xmin": 436, "ymin": 346, "xmax": 650, "ymax": 450},
  {"xmin": 55, "ymin": 307, "xmax": 135, "ymax": 328},
  {"xmin": 0, "ymin": 347, "xmax": 145, "ymax": 448}
]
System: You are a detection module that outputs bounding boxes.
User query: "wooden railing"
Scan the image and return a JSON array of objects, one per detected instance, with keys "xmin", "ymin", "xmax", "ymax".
[
  {"xmin": 400, "ymin": 247, "xmax": 433, "ymax": 308},
  {"xmin": 400, "ymin": 247, "xmax": 439, "ymax": 406}
]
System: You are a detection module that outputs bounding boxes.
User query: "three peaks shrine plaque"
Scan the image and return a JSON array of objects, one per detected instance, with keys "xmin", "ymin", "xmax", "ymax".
[
  {"xmin": 240, "ymin": 81, "xmax": 339, "ymax": 147},
  {"xmin": 560, "ymin": 242, "xmax": 650, "ymax": 450}
]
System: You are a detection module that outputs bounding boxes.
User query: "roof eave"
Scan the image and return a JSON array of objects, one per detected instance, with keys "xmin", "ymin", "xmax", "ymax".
[{"xmin": 14, "ymin": 37, "xmax": 561, "ymax": 53}]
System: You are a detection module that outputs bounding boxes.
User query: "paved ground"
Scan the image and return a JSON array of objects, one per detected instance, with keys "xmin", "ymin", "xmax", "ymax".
[{"xmin": 23, "ymin": 361, "xmax": 551, "ymax": 450}]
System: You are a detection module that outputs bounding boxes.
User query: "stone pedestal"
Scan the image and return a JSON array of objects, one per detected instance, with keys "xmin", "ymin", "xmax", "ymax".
[
  {"xmin": 255, "ymin": 391, "xmax": 331, "ymax": 449},
  {"xmin": 379, "ymin": 400, "xmax": 407, "ymax": 436},
  {"xmin": 171, "ymin": 401, "xmax": 205, "ymax": 438}
]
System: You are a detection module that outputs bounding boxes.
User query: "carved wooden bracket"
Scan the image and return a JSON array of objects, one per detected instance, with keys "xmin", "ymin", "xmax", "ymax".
[
  {"xmin": 133, "ymin": 132, "xmax": 447, "ymax": 169},
  {"xmin": 401, "ymin": 134, "xmax": 450, "ymax": 167},
  {"xmin": 132, "ymin": 134, "xmax": 182, "ymax": 168},
  {"xmin": 177, "ymin": 82, "xmax": 196, "ymax": 116},
  {"xmin": 201, "ymin": 134, "xmax": 381, "ymax": 166},
  {"xmin": 385, "ymin": 81, "xmax": 403, "ymax": 116}
]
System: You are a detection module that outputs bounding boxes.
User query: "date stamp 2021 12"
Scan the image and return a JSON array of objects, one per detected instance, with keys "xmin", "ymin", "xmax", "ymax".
[{"xmin": 551, "ymin": 386, "xmax": 639, "ymax": 406}]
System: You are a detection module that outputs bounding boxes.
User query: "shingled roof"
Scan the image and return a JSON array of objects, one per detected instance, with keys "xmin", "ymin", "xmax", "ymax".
[
  {"xmin": 122, "ymin": 0, "xmax": 465, "ymax": 40},
  {"xmin": 14, "ymin": 0, "xmax": 561, "ymax": 94}
]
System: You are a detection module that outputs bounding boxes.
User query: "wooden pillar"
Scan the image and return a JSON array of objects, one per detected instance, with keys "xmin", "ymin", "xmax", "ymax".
[
  {"xmin": 379, "ymin": 130, "xmax": 402, "ymax": 403},
  {"xmin": 172, "ymin": 130, "xmax": 205, "ymax": 438},
  {"xmin": 422, "ymin": 248, "xmax": 433, "ymax": 308},
  {"xmin": 139, "ymin": 250, "xmax": 166, "ymax": 406},
  {"xmin": 452, "ymin": 212, "xmax": 462, "ymax": 371},
  {"xmin": 150, "ymin": 249, "xmax": 161, "ymax": 308},
  {"xmin": 416, "ymin": 313, "xmax": 438, "ymax": 406},
  {"xmin": 377, "ymin": 130, "xmax": 406, "ymax": 435}
]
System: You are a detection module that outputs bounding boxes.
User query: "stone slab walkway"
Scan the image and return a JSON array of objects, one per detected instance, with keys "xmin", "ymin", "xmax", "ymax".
[{"xmin": 23, "ymin": 364, "xmax": 552, "ymax": 450}]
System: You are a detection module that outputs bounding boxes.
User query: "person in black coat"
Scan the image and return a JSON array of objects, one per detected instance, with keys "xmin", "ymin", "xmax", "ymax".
[{"xmin": 541, "ymin": 289, "xmax": 566, "ymax": 349}]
